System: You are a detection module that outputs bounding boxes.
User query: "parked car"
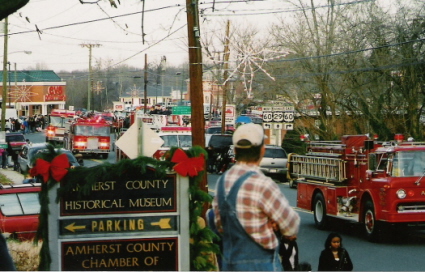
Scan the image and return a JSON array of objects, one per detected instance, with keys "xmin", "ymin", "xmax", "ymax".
[
  {"xmin": 259, "ymin": 145, "xmax": 288, "ymax": 183},
  {"xmin": 205, "ymin": 134, "xmax": 234, "ymax": 173},
  {"xmin": 17, "ymin": 143, "xmax": 83, "ymax": 175},
  {"xmin": 6, "ymin": 132, "xmax": 26, "ymax": 153},
  {"xmin": 5, "ymin": 132, "xmax": 27, "ymax": 169},
  {"xmin": 205, "ymin": 125, "xmax": 235, "ymax": 135},
  {"xmin": 0, "ymin": 183, "xmax": 41, "ymax": 240}
]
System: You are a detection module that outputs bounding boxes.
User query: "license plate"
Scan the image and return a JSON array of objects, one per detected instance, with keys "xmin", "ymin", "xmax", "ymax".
[{"xmin": 270, "ymin": 169, "xmax": 277, "ymax": 173}]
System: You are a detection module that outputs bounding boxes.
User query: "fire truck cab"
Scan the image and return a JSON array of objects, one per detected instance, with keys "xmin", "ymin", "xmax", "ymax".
[
  {"xmin": 63, "ymin": 118, "xmax": 111, "ymax": 159},
  {"xmin": 288, "ymin": 134, "xmax": 425, "ymax": 242},
  {"xmin": 46, "ymin": 109, "xmax": 77, "ymax": 144}
]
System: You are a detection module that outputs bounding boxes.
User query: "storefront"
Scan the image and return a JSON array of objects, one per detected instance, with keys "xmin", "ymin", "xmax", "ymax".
[{"xmin": 0, "ymin": 70, "xmax": 66, "ymax": 116}]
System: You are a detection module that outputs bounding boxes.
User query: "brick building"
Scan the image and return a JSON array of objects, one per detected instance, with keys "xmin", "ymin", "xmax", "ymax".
[{"xmin": 0, "ymin": 70, "xmax": 66, "ymax": 116}]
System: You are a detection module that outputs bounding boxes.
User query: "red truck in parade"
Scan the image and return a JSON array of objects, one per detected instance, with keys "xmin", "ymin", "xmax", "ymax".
[
  {"xmin": 46, "ymin": 109, "xmax": 77, "ymax": 144},
  {"xmin": 63, "ymin": 117, "xmax": 112, "ymax": 159},
  {"xmin": 288, "ymin": 134, "xmax": 425, "ymax": 242}
]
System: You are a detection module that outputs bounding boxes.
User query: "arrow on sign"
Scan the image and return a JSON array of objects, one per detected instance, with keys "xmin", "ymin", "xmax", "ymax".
[
  {"xmin": 65, "ymin": 222, "xmax": 86, "ymax": 233},
  {"xmin": 284, "ymin": 123, "xmax": 294, "ymax": 130},
  {"xmin": 151, "ymin": 218, "xmax": 172, "ymax": 229},
  {"xmin": 263, "ymin": 123, "xmax": 272, "ymax": 129}
]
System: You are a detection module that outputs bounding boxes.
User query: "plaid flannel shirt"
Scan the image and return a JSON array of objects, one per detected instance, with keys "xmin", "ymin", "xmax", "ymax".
[{"xmin": 213, "ymin": 163, "xmax": 300, "ymax": 250}]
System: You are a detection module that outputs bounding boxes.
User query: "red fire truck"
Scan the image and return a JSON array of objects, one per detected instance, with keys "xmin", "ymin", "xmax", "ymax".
[
  {"xmin": 46, "ymin": 109, "xmax": 77, "ymax": 144},
  {"xmin": 63, "ymin": 118, "xmax": 112, "ymax": 159},
  {"xmin": 288, "ymin": 134, "xmax": 425, "ymax": 242}
]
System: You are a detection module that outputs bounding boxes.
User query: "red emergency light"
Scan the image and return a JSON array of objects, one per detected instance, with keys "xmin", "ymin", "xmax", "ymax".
[
  {"xmin": 394, "ymin": 134, "xmax": 404, "ymax": 143},
  {"xmin": 300, "ymin": 134, "xmax": 309, "ymax": 142}
]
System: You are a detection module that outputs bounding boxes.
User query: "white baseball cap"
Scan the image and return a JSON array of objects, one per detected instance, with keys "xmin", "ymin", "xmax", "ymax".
[{"xmin": 232, "ymin": 123, "xmax": 265, "ymax": 148}]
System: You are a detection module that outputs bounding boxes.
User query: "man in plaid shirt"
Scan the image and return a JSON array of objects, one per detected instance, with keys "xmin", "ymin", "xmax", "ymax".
[{"xmin": 213, "ymin": 123, "xmax": 300, "ymax": 271}]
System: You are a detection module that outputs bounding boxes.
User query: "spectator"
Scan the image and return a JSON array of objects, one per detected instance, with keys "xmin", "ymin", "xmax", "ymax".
[
  {"xmin": 213, "ymin": 123, "xmax": 300, "ymax": 271},
  {"xmin": 318, "ymin": 232, "xmax": 353, "ymax": 271},
  {"xmin": 22, "ymin": 118, "xmax": 29, "ymax": 134}
]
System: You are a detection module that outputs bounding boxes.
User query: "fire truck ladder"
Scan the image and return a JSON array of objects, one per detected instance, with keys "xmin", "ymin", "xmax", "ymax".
[{"xmin": 289, "ymin": 154, "xmax": 347, "ymax": 183}]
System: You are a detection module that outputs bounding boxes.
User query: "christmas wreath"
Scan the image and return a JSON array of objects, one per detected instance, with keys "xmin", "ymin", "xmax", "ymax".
[{"xmin": 34, "ymin": 145, "xmax": 220, "ymax": 271}]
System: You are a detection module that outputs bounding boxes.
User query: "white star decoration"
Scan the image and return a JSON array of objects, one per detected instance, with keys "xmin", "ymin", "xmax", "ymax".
[
  {"xmin": 225, "ymin": 45, "xmax": 289, "ymax": 98},
  {"xmin": 9, "ymin": 84, "xmax": 37, "ymax": 102}
]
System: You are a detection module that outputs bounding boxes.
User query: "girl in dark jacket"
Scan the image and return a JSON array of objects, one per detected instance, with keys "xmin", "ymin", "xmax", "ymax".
[{"xmin": 318, "ymin": 232, "xmax": 353, "ymax": 271}]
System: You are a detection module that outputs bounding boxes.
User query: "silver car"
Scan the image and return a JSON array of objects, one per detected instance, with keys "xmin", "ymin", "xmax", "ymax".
[
  {"xmin": 259, "ymin": 145, "xmax": 288, "ymax": 183},
  {"xmin": 17, "ymin": 143, "xmax": 83, "ymax": 176}
]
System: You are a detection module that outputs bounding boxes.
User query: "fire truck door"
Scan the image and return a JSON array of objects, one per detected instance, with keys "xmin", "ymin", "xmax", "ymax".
[{"xmin": 326, "ymin": 188, "xmax": 337, "ymax": 215}]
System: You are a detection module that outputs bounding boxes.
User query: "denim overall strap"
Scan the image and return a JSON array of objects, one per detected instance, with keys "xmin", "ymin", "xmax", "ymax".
[{"xmin": 217, "ymin": 171, "xmax": 282, "ymax": 271}]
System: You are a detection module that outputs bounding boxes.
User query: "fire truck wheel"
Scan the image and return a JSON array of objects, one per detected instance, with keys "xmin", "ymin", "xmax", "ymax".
[
  {"xmin": 313, "ymin": 193, "xmax": 328, "ymax": 230},
  {"xmin": 363, "ymin": 200, "xmax": 381, "ymax": 242},
  {"xmin": 102, "ymin": 153, "xmax": 108, "ymax": 159}
]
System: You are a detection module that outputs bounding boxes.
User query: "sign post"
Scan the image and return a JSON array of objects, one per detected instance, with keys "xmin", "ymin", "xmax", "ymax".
[
  {"xmin": 47, "ymin": 168, "xmax": 190, "ymax": 271},
  {"xmin": 262, "ymin": 104, "xmax": 295, "ymax": 146}
]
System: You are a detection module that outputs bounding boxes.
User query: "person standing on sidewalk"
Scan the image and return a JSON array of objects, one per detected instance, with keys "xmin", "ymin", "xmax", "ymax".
[{"xmin": 212, "ymin": 123, "xmax": 300, "ymax": 271}]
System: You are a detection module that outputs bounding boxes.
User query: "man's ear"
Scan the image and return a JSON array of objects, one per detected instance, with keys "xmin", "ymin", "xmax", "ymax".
[{"xmin": 259, "ymin": 144, "xmax": 266, "ymax": 159}]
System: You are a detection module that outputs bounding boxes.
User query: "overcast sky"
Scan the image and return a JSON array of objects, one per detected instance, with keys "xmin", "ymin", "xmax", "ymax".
[{"xmin": 2, "ymin": 0, "xmax": 393, "ymax": 72}]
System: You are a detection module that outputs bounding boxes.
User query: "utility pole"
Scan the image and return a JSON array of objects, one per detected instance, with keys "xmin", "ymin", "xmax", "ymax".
[
  {"xmin": 186, "ymin": 0, "xmax": 206, "ymax": 198},
  {"xmin": 186, "ymin": 0, "xmax": 205, "ymax": 147},
  {"xmin": 144, "ymin": 54, "xmax": 148, "ymax": 113},
  {"xmin": 221, "ymin": 20, "xmax": 230, "ymax": 134},
  {"xmin": 160, "ymin": 56, "xmax": 166, "ymax": 106},
  {"xmin": 80, "ymin": 43, "xmax": 101, "ymax": 111},
  {"xmin": 1, "ymin": 17, "xmax": 9, "ymax": 131}
]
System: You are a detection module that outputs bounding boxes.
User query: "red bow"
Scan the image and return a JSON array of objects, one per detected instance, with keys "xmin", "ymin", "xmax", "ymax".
[
  {"xmin": 171, "ymin": 149, "xmax": 205, "ymax": 177},
  {"xmin": 30, "ymin": 153, "xmax": 70, "ymax": 183}
]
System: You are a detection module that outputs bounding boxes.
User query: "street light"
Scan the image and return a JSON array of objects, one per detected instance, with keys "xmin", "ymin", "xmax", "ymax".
[
  {"xmin": 1, "ymin": 50, "xmax": 32, "ymax": 131},
  {"xmin": 0, "ymin": 50, "xmax": 32, "ymax": 58}
]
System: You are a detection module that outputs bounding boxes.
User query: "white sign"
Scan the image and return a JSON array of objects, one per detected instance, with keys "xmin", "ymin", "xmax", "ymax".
[
  {"xmin": 283, "ymin": 112, "xmax": 294, "ymax": 122},
  {"xmin": 225, "ymin": 116, "xmax": 235, "ymax": 125},
  {"xmin": 225, "ymin": 104, "xmax": 236, "ymax": 117},
  {"xmin": 283, "ymin": 123, "xmax": 294, "ymax": 130},
  {"xmin": 274, "ymin": 123, "xmax": 283, "ymax": 129},
  {"xmin": 263, "ymin": 123, "xmax": 272, "ymax": 129},
  {"xmin": 283, "ymin": 106, "xmax": 294, "ymax": 111},
  {"xmin": 115, "ymin": 122, "xmax": 164, "ymax": 158},
  {"xmin": 262, "ymin": 111, "xmax": 273, "ymax": 122}
]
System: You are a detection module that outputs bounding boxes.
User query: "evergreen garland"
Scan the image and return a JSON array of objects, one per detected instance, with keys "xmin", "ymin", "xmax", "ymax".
[{"xmin": 36, "ymin": 145, "xmax": 220, "ymax": 271}]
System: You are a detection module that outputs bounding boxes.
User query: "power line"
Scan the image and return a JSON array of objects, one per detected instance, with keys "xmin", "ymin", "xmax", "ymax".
[
  {"xmin": 2, "ymin": 5, "xmax": 177, "ymax": 37},
  {"xmin": 201, "ymin": 0, "xmax": 375, "ymax": 17},
  {"xmin": 271, "ymin": 37, "xmax": 425, "ymax": 63}
]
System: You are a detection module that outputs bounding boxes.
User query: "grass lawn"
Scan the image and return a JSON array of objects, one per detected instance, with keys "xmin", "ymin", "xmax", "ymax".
[{"xmin": 0, "ymin": 173, "xmax": 13, "ymax": 185}]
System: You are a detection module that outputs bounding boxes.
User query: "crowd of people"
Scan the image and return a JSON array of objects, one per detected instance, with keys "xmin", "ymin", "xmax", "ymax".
[{"xmin": 4, "ymin": 115, "xmax": 46, "ymax": 134}]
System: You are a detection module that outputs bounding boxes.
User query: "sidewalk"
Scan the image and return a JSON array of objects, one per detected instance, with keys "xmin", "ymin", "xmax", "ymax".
[{"xmin": 0, "ymin": 168, "xmax": 25, "ymax": 184}]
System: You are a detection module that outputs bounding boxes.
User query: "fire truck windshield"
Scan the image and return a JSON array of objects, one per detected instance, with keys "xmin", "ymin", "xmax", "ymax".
[
  {"xmin": 50, "ymin": 116, "xmax": 64, "ymax": 127},
  {"xmin": 391, "ymin": 151, "xmax": 425, "ymax": 177},
  {"xmin": 49, "ymin": 116, "xmax": 74, "ymax": 128},
  {"xmin": 75, "ymin": 126, "xmax": 110, "ymax": 136}
]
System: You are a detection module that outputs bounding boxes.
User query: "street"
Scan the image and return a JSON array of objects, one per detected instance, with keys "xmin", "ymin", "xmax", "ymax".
[
  {"xmin": 24, "ymin": 132, "xmax": 425, "ymax": 271},
  {"xmin": 208, "ymin": 173, "xmax": 425, "ymax": 271}
]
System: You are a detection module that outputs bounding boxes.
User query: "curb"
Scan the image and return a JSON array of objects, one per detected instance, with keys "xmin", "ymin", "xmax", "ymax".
[{"xmin": 0, "ymin": 168, "xmax": 25, "ymax": 185}]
